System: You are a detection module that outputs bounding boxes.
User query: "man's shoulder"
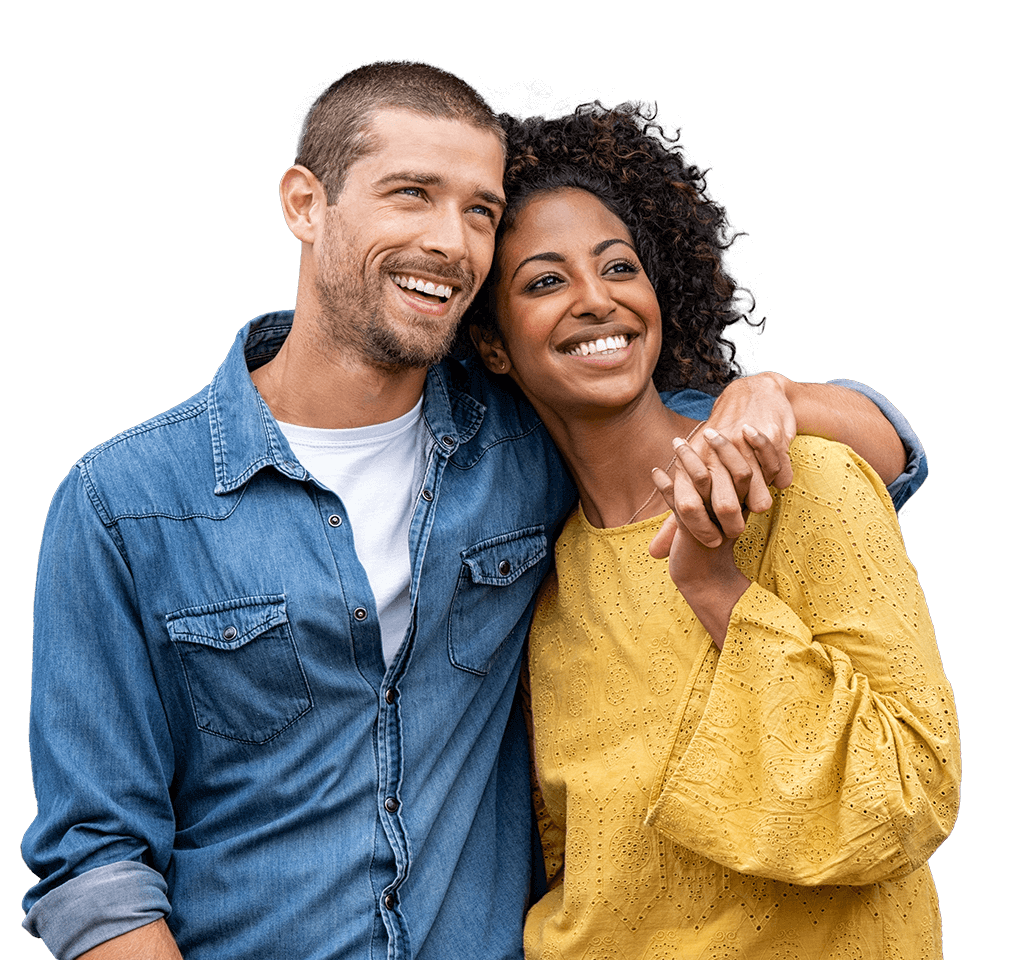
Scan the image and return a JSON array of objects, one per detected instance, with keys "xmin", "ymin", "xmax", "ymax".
[{"xmin": 70, "ymin": 386, "xmax": 220, "ymax": 521}]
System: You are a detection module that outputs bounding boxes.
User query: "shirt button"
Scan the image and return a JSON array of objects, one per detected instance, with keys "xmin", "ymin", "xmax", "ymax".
[
  {"xmin": 328, "ymin": 514, "xmax": 342, "ymax": 527},
  {"xmin": 222, "ymin": 626, "xmax": 238, "ymax": 641},
  {"xmin": 498, "ymin": 560, "xmax": 511, "ymax": 577},
  {"xmin": 441, "ymin": 435, "xmax": 455, "ymax": 447},
  {"xmin": 421, "ymin": 489, "xmax": 433, "ymax": 502},
  {"xmin": 353, "ymin": 607, "xmax": 368, "ymax": 621},
  {"xmin": 384, "ymin": 893, "xmax": 397, "ymax": 911},
  {"xmin": 384, "ymin": 796, "xmax": 399, "ymax": 813},
  {"xmin": 384, "ymin": 688, "xmax": 397, "ymax": 704}
]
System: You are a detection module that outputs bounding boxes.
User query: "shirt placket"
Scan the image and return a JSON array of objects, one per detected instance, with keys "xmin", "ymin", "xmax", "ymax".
[{"xmin": 374, "ymin": 427, "xmax": 454, "ymax": 958}]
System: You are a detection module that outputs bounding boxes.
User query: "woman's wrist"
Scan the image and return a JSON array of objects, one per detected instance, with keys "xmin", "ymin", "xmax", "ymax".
[{"xmin": 674, "ymin": 568, "xmax": 751, "ymax": 649}]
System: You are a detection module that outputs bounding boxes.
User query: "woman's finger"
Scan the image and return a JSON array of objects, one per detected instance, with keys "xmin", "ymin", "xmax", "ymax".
[
  {"xmin": 653, "ymin": 443, "xmax": 723, "ymax": 548},
  {"xmin": 698, "ymin": 428, "xmax": 752, "ymax": 532}
]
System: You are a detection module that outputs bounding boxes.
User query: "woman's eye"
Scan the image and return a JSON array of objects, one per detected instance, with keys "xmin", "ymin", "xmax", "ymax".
[
  {"xmin": 607, "ymin": 260, "xmax": 639, "ymax": 276},
  {"xmin": 525, "ymin": 275, "xmax": 562, "ymax": 293}
]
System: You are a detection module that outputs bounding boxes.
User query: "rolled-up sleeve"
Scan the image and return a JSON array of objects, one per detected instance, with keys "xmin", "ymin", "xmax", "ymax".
[{"xmin": 23, "ymin": 861, "xmax": 170, "ymax": 960}]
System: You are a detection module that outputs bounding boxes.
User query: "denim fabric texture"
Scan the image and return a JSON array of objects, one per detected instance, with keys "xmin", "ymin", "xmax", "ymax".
[{"xmin": 22, "ymin": 312, "xmax": 925, "ymax": 960}]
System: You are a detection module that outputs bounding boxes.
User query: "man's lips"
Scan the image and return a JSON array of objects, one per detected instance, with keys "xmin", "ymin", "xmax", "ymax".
[{"xmin": 390, "ymin": 273, "xmax": 455, "ymax": 302}]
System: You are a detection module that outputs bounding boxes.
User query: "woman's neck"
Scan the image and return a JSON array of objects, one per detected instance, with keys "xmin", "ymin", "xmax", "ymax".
[{"xmin": 542, "ymin": 389, "xmax": 701, "ymax": 529}]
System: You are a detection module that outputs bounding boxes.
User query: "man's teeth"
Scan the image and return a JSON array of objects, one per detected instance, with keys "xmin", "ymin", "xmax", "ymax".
[
  {"xmin": 391, "ymin": 275, "xmax": 453, "ymax": 300},
  {"xmin": 566, "ymin": 335, "xmax": 629, "ymax": 357}
]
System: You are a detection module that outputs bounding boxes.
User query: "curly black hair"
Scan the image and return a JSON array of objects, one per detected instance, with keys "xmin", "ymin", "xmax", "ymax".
[{"xmin": 462, "ymin": 102, "xmax": 759, "ymax": 394}]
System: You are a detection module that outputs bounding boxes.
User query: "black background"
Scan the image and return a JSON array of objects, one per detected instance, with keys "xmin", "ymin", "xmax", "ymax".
[{"xmin": 22, "ymin": 56, "xmax": 966, "ymax": 953}]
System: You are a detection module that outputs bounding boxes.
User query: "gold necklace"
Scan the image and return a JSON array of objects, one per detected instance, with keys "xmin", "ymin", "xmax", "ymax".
[{"xmin": 625, "ymin": 420, "xmax": 706, "ymax": 524}]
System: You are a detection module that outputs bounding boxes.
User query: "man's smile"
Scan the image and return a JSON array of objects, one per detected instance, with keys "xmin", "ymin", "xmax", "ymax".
[{"xmin": 390, "ymin": 273, "xmax": 454, "ymax": 303}]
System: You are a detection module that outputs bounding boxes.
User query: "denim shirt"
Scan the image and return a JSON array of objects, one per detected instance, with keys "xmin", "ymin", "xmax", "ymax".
[{"xmin": 23, "ymin": 313, "xmax": 926, "ymax": 960}]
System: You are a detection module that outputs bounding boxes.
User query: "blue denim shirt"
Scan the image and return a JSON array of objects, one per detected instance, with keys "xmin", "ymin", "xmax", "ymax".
[{"xmin": 23, "ymin": 313, "xmax": 925, "ymax": 959}]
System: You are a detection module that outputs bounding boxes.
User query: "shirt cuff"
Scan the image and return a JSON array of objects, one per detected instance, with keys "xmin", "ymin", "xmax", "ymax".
[
  {"xmin": 828, "ymin": 378, "xmax": 928, "ymax": 510},
  {"xmin": 23, "ymin": 861, "xmax": 170, "ymax": 960}
]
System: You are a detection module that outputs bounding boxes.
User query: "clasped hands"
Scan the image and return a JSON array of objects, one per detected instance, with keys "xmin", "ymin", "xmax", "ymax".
[{"xmin": 648, "ymin": 373, "xmax": 796, "ymax": 644}]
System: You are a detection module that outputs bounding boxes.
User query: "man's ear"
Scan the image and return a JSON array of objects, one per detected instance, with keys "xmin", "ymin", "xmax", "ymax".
[
  {"xmin": 280, "ymin": 165, "xmax": 328, "ymax": 244},
  {"xmin": 469, "ymin": 325, "xmax": 512, "ymax": 374}
]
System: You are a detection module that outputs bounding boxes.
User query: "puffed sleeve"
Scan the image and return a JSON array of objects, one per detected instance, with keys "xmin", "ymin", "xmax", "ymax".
[
  {"xmin": 645, "ymin": 437, "xmax": 958, "ymax": 886},
  {"xmin": 22, "ymin": 466, "xmax": 174, "ymax": 957}
]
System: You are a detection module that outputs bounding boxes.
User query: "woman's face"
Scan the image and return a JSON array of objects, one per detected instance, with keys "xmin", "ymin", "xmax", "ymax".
[{"xmin": 488, "ymin": 187, "xmax": 662, "ymax": 419}]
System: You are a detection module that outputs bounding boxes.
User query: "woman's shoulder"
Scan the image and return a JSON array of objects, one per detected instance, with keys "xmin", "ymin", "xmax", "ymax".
[{"xmin": 783, "ymin": 435, "xmax": 894, "ymax": 517}]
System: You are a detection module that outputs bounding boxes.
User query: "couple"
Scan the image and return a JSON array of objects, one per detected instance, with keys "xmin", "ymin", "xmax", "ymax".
[{"xmin": 22, "ymin": 62, "xmax": 956, "ymax": 960}]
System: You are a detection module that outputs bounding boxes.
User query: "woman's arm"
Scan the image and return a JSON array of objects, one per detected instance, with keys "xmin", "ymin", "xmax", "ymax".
[{"xmin": 648, "ymin": 436, "xmax": 959, "ymax": 886}]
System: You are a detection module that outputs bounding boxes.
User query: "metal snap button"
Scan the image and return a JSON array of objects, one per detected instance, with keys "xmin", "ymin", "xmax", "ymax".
[
  {"xmin": 222, "ymin": 626, "xmax": 238, "ymax": 641},
  {"xmin": 354, "ymin": 607, "xmax": 368, "ymax": 621},
  {"xmin": 328, "ymin": 514, "xmax": 342, "ymax": 527},
  {"xmin": 498, "ymin": 560, "xmax": 511, "ymax": 577}
]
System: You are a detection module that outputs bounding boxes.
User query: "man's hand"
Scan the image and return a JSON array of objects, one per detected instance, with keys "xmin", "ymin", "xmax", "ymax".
[{"xmin": 693, "ymin": 371, "xmax": 797, "ymax": 512}]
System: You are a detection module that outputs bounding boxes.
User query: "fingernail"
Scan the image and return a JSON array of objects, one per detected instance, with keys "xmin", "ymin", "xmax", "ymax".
[
  {"xmin": 703, "ymin": 427, "xmax": 720, "ymax": 441},
  {"xmin": 741, "ymin": 424, "xmax": 757, "ymax": 438},
  {"xmin": 672, "ymin": 436, "xmax": 687, "ymax": 448}
]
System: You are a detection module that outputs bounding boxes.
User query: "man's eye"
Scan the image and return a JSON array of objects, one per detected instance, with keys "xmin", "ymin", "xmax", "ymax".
[
  {"xmin": 469, "ymin": 204, "xmax": 497, "ymax": 220},
  {"xmin": 397, "ymin": 187, "xmax": 424, "ymax": 198}
]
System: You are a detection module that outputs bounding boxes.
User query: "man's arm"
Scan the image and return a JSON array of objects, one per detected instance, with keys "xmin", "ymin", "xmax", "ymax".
[
  {"xmin": 78, "ymin": 920, "xmax": 182, "ymax": 960},
  {"xmin": 664, "ymin": 373, "xmax": 925, "ymax": 545}
]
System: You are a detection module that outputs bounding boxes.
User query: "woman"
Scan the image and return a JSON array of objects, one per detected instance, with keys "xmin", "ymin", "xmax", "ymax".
[{"xmin": 470, "ymin": 105, "xmax": 958, "ymax": 958}]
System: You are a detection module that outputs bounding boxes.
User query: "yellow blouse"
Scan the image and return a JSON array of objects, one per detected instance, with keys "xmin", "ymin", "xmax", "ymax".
[{"xmin": 525, "ymin": 436, "xmax": 959, "ymax": 959}]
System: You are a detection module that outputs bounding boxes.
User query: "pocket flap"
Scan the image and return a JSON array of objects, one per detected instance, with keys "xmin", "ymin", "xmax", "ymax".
[
  {"xmin": 460, "ymin": 528, "xmax": 548, "ymax": 586},
  {"xmin": 166, "ymin": 595, "xmax": 288, "ymax": 650}
]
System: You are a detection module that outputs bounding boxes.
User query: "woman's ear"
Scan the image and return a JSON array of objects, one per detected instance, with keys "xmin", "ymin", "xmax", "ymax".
[{"xmin": 469, "ymin": 325, "xmax": 512, "ymax": 374}]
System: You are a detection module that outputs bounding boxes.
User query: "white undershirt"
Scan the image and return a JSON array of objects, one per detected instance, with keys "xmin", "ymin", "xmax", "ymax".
[{"xmin": 278, "ymin": 400, "xmax": 428, "ymax": 667}]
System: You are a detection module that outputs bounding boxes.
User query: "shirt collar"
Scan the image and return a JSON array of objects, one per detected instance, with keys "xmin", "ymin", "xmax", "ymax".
[{"xmin": 208, "ymin": 312, "xmax": 486, "ymax": 494}]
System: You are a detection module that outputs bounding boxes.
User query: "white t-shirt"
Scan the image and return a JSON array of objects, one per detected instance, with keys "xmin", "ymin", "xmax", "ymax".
[{"xmin": 278, "ymin": 400, "xmax": 428, "ymax": 667}]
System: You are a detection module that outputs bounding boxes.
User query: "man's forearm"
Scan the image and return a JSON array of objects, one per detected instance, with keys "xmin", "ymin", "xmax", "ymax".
[
  {"xmin": 778, "ymin": 375, "xmax": 906, "ymax": 485},
  {"xmin": 78, "ymin": 920, "xmax": 182, "ymax": 960}
]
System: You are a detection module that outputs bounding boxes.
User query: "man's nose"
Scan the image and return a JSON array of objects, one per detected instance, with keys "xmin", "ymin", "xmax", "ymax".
[{"xmin": 419, "ymin": 206, "xmax": 470, "ymax": 263}]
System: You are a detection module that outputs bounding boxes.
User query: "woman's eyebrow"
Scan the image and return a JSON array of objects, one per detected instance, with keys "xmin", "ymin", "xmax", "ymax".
[{"xmin": 511, "ymin": 238, "xmax": 636, "ymax": 282}]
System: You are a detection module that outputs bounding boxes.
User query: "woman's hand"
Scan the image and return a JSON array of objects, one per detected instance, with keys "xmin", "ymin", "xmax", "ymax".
[
  {"xmin": 663, "ymin": 424, "xmax": 788, "ymax": 548},
  {"xmin": 649, "ymin": 429, "xmax": 756, "ymax": 647}
]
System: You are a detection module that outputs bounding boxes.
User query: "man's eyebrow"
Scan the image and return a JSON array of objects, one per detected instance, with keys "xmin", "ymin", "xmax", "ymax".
[
  {"xmin": 510, "ymin": 239, "xmax": 635, "ymax": 282},
  {"xmin": 374, "ymin": 172, "xmax": 505, "ymax": 210}
]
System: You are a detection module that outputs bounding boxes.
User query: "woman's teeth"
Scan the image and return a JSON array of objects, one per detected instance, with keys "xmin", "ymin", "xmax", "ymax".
[
  {"xmin": 391, "ymin": 275, "xmax": 453, "ymax": 301},
  {"xmin": 566, "ymin": 335, "xmax": 629, "ymax": 357}
]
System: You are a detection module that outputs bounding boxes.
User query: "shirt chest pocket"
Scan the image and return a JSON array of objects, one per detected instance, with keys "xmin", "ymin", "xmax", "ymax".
[
  {"xmin": 166, "ymin": 595, "xmax": 312, "ymax": 744},
  {"xmin": 447, "ymin": 528, "xmax": 549, "ymax": 675}
]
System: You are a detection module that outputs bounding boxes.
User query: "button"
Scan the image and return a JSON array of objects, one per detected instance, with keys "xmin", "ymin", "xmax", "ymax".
[
  {"xmin": 441, "ymin": 435, "xmax": 455, "ymax": 447},
  {"xmin": 222, "ymin": 626, "xmax": 238, "ymax": 641},
  {"xmin": 421, "ymin": 489, "xmax": 433, "ymax": 502},
  {"xmin": 328, "ymin": 514, "xmax": 342, "ymax": 527},
  {"xmin": 384, "ymin": 688, "xmax": 397, "ymax": 704},
  {"xmin": 384, "ymin": 892, "xmax": 397, "ymax": 911},
  {"xmin": 384, "ymin": 796, "xmax": 399, "ymax": 813},
  {"xmin": 498, "ymin": 560, "xmax": 511, "ymax": 577},
  {"xmin": 353, "ymin": 607, "xmax": 368, "ymax": 621}
]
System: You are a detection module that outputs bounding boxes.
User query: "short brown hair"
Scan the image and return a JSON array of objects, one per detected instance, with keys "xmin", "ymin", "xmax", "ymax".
[{"xmin": 296, "ymin": 62, "xmax": 505, "ymax": 203}]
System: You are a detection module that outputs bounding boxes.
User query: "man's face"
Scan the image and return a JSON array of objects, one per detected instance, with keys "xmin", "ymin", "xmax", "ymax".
[{"xmin": 313, "ymin": 108, "xmax": 506, "ymax": 369}]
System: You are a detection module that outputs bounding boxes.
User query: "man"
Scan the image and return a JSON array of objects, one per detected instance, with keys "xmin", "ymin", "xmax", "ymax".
[{"xmin": 22, "ymin": 63, "xmax": 924, "ymax": 960}]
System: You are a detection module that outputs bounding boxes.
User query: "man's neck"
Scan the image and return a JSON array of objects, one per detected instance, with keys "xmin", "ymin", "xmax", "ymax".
[{"xmin": 250, "ymin": 329, "xmax": 430, "ymax": 429}]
